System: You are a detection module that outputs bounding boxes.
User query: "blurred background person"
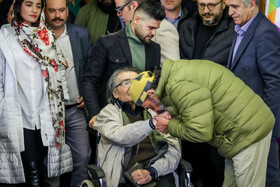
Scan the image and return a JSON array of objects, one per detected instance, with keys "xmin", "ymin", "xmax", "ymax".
[
  {"xmin": 74, "ymin": 0, "xmax": 122, "ymax": 43},
  {"xmin": 0, "ymin": 0, "xmax": 14, "ymax": 27},
  {"xmin": 66, "ymin": 0, "xmax": 87, "ymax": 23}
]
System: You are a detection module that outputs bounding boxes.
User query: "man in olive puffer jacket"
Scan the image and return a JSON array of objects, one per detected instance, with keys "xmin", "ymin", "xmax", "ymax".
[{"xmin": 130, "ymin": 59, "xmax": 274, "ymax": 187}]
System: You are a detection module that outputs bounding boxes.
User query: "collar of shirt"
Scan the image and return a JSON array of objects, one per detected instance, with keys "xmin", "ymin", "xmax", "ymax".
[
  {"xmin": 125, "ymin": 21, "xmax": 143, "ymax": 45},
  {"xmin": 165, "ymin": 7, "xmax": 183, "ymax": 24},
  {"xmin": 234, "ymin": 11, "xmax": 259, "ymax": 36},
  {"xmin": 118, "ymin": 100, "xmax": 142, "ymax": 116},
  {"xmin": 58, "ymin": 24, "xmax": 68, "ymax": 39}
]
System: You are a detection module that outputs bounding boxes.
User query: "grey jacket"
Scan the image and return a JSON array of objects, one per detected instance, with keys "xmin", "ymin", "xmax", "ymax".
[
  {"xmin": 94, "ymin": 103, "xmax": 181, "ymax": 187},
  {"xmin": 0, "ymin": 24, "xmax": 73, "ymax": 183}
]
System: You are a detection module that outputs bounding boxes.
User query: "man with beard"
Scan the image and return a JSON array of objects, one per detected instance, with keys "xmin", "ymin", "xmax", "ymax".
[
  {"xmin": 74, "ymin": 0, "xmax": 122, "ymax": 43},
  {"xmin": 178, "ymin": 0, "xmax": 235, "ymax": 186},
  {"xmin": 179, "ymin": 0, "xmax": 234, "ymax": 66},
  {"xmin": 45, "ymin": 0, "xmax": 92, "ymax": 186},
  {"xmin": 115, "ymin": 0, "xmax": 180, "ymax": 66},
  {"xmin": 82, "ymin": 0, "xmax": 164, "ymax": 131}
]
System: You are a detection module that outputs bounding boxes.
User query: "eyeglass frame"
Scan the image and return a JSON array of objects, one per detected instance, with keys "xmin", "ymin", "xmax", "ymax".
[
  {"xmin": 115, "ymin": 1, "xmax": 131, "ymax": 14},
  {"xmin": 197, "ymin": 0, "xmax": 223, "ymax": 10},
  {"xmin": 115, "ymin": 78, "xmax": 132, "ymax": 88}
]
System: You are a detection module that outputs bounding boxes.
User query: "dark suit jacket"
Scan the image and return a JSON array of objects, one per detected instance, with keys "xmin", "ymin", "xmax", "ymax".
[
  {"xmin": 82, "ymin": 28, "xmax": 161, "ymax": 118},
  {"xmin": 66, "ymin": 23, "xmax": 92, "ymax": 93},
  {"xmin": 227, "ymin": 12, "xmax": 280, "ymax": 137}
]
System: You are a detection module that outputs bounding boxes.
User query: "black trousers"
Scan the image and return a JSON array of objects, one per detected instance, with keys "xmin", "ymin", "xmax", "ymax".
[{"xmin": 20, "ymin": 128, "xmax": 47, "ymax": 162}]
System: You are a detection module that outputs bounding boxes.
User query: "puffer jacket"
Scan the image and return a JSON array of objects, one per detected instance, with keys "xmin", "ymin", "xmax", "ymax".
[
  {"xmin": 0, "ymin": 24, "xmax": 73, "ymax": 183},
  {"xmin": 179, "ymin": 9, "xmax": 235, "ymax": 66},
  {"xmin": 155, "ymin": 59, "xmax": 274, "ymax": 159}
]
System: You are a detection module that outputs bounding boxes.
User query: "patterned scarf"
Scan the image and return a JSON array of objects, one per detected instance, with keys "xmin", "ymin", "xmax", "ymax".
[{"xmin": 12, "ymin": 11, "xmax": 68, "ymax": 148}]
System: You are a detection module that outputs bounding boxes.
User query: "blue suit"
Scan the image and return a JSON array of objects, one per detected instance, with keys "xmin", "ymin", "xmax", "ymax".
[
  {"xmin": 228, "ymin": 12, "xmax": 280, "ymax": 186},
  {"xmin": 65, "ymin": 23, "xmax": 92, "ymax": 187}
]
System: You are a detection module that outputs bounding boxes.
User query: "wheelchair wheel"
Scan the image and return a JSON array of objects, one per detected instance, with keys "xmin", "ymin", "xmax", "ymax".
[{"xmin": 81, "ymin": 179, "xmax": 95, "ymax": 187}]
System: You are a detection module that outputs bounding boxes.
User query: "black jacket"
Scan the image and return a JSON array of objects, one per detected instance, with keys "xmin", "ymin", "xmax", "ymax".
[
  {"xmin": 81, "ymin": 28, "xmax": 161, "ymax": 118},
  {"xmin": 179, "ymin": 10, "xmax": 235, "ymax": 66}
]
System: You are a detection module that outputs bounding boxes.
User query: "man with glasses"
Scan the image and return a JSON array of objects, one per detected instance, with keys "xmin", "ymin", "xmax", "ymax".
[
  {"xmin": 225, "ymin": 0, "xmax": 280, "ymax": 186},
  {"xmin": 115, "ymin": 0, "xmax": 138, "ymax": 25},
  {"xmin": 178, "ymin": 0, "xmax": 235, "ymax": 186},
  {"xmin": 179, "ymin": 0, "xmax": 234, "ymax": 66},
  {"xmin": 82, "ymin": 0, "xmax": 164, "ymax": 131},
  {"xmin": 115, "ymin": 0, "xmax": 180, "ymax": 66}
]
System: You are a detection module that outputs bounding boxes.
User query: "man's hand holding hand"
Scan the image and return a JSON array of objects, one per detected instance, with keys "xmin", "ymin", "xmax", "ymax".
[
  {"xmin": 154, "ymin": 114, "xmax": 170, "ymax": 134},
  {"xmin": 158, "ymin": 110, "xmax": 172, "ymax": 120}
]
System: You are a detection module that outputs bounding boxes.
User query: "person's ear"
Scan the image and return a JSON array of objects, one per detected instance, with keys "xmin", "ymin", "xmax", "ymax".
[
  {"xmin": 133, "ymin": 15, "xmax": 141, "ymax": 25},
  {"xmin": 113, "ymin": 89, "xmax": 119, "ymax": 99},
  {"xmin": 131, "ymin": 1, "xmax": 139, "ymax": 11},
  {"xmin": 222, "ymin": 0, "xmax": 226, "ymax": 9},
  {"xmin": 249, "ymin": 0, "xmax": 256, "ymax": 10}
]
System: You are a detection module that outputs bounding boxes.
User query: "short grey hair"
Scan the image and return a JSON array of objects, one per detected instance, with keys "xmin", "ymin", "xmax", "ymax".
[
  {"xmin": 241, "ymin": 0, "xmax": 259, "ymax": 7},
  {"xmin": 107, "ymin": 67, "xmax": 140, "ymax": 104}
]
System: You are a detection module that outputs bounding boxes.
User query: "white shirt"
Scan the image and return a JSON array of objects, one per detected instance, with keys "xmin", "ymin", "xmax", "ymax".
[
  {"xmin": 14, "ymin": 38, "xmax": 48, "ymax": 130},
  {"xmin": 57, "ymin": 26, "xmax": 80, "ymax": 105}
]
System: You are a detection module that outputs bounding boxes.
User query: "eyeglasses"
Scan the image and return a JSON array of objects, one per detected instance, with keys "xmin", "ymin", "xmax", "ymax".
[
  {"xmin": 198, "ymin": 0, "xmax": 222, "ymax": 10},
  {"xmin": 115, "ymin": 79, "xmax": 132, "ymax": 88},
  {"xmin": 115, "ymin": 1, "xmax": 131, "ymax": 14}
]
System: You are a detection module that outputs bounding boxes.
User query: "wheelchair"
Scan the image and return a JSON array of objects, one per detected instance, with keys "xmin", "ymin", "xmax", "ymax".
[
  {"xmin": 80, "ymin": 159, "xmax": 193, "ymax": 187},
  {"xmin": 81, "ymin": 129, "xmax": 193, "ymax": 187}
]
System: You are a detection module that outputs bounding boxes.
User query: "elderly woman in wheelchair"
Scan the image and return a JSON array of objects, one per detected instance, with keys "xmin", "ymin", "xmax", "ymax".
[{"xmin": 86, "ymin": 67, "xmax": 182, "ymax": 187}]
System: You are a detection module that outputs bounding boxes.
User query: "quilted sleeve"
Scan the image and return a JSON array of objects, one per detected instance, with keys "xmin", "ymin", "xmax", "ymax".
[{"xmin": 166, "ymin": 81, "xmax": 214, "ymax": 142}]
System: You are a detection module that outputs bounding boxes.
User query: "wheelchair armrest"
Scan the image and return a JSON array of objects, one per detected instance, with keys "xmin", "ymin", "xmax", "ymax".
[
  {"xmin": 179, "ymin": 159, "xmax": 193, "ymax": 173},
  {"xmin": 87, "ymin": 164, "xmax": 105, "ymax": 179}
]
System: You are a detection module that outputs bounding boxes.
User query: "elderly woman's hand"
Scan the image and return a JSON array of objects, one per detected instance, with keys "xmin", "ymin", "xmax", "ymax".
[
  {"xmin": 131, "ymin": 169, "xmax": 152, "ymax": 185},
  {"xmin": 89, "ymin": 115, "xmax": 97, "ymax": 130}
]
